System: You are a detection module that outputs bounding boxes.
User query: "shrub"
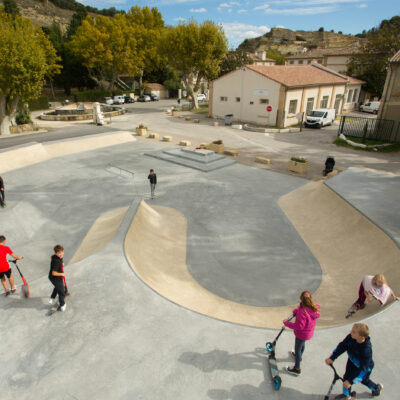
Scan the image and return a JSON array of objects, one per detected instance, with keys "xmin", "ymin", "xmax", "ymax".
[
  {"xmin": 74, "ymin": 90, "xmax": 111, "ymax": 102},
  {"xmin": 27, "ymin": 95, "xmax": 49, "ymax": 111},
  {"xmin": 15, "ymin": 108, "xmax": 32, "ymax": 125},
  {"xmin": 290, "ymin": 157, "xmax": 307, "ymax": 163},
  {"xmin": 137, "ymin": 124, "xmax": 147, "ymax": 129}
]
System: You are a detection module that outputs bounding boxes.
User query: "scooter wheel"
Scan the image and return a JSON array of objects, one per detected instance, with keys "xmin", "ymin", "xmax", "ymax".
[
  {"xmin": 265, "ymin": 342, "xmax": 273, "ymax": 352},
  {"xmin": 273, "ymin": 375, "xmax": 282, "ymax": 390}
]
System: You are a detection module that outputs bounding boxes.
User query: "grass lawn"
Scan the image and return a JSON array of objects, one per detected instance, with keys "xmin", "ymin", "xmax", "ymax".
[{"xmin": 334, "ymin": 137, "xmax": 400, "ymax": 152}]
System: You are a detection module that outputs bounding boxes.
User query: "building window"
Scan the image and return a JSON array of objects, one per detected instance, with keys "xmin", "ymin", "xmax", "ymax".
[
  {"xmin": 289, "ymin": 99, "xmax": 298, "ymax": 114},
  {"xmin": 298, "ymin": 60, "xmax": 303, "ymax": 65},
  {"xmin": 317, "ymin": 59, "xmax": 323, "ymax": 64},
  {"xmin": 220, "ymin": 96, "xmax": 228, "ymax": 102},
  {"xmin": 347, "ymin": 90, "xmax": 353, "ymax": 103},
  {"xmin": 260, "ymin": 99, "xmax": 269, "ymax": 104},
  {"xmin": 289, "ymin": 60, "xmax": 294, "ymax": 64},
  {"xmin": 307, "ymin": 60, "xmax": 312, "ymax": 64},
  {"xmin": 236, "ymin": 97, "xmax": 240, "ymax": 102},
  {"xmin": 320, "ymin": 95, "xmax": 329, "ymax": 108},
  {"xmin": 352, "ymin": 89, "xmax": 358, "ymax": 102},
  {"xmin": 306, "ymin": 97, "xmax": 314, "ymax": 115}
]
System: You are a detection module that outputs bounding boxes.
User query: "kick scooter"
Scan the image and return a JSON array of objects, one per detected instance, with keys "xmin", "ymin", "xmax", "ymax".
[
  {"xmin": 346, "ymin": 292, "xmax": 382, "ymax": 318},
  {"xmin": 324, "ymin": 364, "xmax": 356, "ymax": 400},
  {"xmin": 265, "ymin": 314, "xmax": 294, "ymax": 390}
]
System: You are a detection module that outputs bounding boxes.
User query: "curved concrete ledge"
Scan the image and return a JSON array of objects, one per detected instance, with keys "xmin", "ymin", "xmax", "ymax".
[
  {"xmin": 243, "ymin": 124, "xmax": 300, "ymax": 133},
  {"xmin": 0, "ymin": 131, "xmax": 136, "ymax": 174},
  {"xmin": 39, "ymin": 107, "xmax": 126, "ymax": 121}
]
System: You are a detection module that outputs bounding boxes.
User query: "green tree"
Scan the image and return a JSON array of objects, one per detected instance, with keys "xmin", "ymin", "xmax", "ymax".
[
  {"xmin": 347, "ymin": 16, "xmax": 400, "ymax": 97},
  {"xmin": 0, "ymin": 12, "xmax": 61, "ymax": 135},
  {"xmin": 67, "ymin": 14, "xmax": 139, "ymax": 90},
  {"xmin": 3, "ymin": 0, "xmax": 19, "ymax": 17},
  {"xmin": 161, "ymin": 20, "xmax": 227, "ymax": 108},
  {"xmin": 266, "ymin": 49, "xmax": 285, "ymax": 65},
  {"xmin": 218, "ymin": 49, "xmax": 253, "ymax": 77}
]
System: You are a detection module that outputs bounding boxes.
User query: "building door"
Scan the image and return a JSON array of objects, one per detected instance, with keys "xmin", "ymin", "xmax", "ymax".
[
  {"xmin": 306, "ymin": 97, "xmax": 314, "ymax": 115},
  {"xmin": 334, "ymin": 94, "xmax": 342, "ymax": 114}
]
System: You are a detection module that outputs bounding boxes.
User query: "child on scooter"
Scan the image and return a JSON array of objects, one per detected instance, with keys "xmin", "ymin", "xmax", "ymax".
[
  {"xmin": 284, "ymin": 291, "xmax": 320, "ymax": 375},
  {"xmin": 325, "ymin": 323, "xmax": 383, "ymax": 399}
]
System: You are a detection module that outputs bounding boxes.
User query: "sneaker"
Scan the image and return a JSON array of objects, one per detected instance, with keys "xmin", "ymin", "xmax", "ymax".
[
  {"xmin": 371, "ymin": 383, "xmax": 383, "ymax": 397},
  {"xmin": 59, "ymin": 304, "xmax": 66, "ymax": 312},
  {"xmin": 285, "ymin": 366, "xmax": 301, "ymax": 375},
  {"xmin": 4, "ymin": 291, "xmax": 10, "ymax": 296},
  {"xmin": 11, "ymin": 287, "xmax": 17, "ymax": 293},
  {"xmin": 49, "ymin": 298, "xmax": 56, "ymax": 305}
]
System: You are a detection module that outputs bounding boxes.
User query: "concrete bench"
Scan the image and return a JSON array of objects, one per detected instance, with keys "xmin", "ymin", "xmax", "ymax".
[
  {"xmin": 256, "ymin": 157, "xmax": 271, "ymax": 164},
  {"xmin": 148, "ymin": 133, "xmax": 159, "ymax": 139},
  {"xmin": 179, "ymin": 140, "xmax": 191, "ymax": 146},
  {"xmin": 162, "ymin": 136, "xmax": 172, "ymax": 142},
  {"xmin": 224, "ymin": 149, "xmax": 239, "ymax": 156}
]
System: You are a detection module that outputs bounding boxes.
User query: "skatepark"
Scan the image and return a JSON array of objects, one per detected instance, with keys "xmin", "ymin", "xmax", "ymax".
[{"xmin": 0, "ymin": 124, "xmax": 399, "ymax": 399}]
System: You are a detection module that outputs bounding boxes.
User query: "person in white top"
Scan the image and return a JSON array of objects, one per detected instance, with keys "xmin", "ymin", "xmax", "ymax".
[{"xmin": 353, "ymin": 274, "xmax": 399, "ymax": 310}]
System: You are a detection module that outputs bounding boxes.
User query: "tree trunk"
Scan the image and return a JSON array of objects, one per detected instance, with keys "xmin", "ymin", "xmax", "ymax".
[
  {"xmin": 183, "ymin": 75, "xmax": 199, "ymax": 109},
  {"xmin": 0, "ymin": 95, "xmax": 20, "ymax": 136}
]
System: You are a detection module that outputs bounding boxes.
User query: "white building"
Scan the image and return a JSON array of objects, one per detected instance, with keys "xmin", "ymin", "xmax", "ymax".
[
  {"xmin": 285, "ymin": 46, "xmax": 361, "ymax": 73},
  {"xmin": 248, "ymin": 50, "xmax": 276, "ymax": 66},
  {"xmin": 209, "ymin": 64, "xmax": 363, "ymax": 127}
]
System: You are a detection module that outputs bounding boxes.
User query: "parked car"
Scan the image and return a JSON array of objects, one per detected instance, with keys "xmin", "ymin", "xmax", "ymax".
[
  {"xmin": 101, "ymin": 97, "xmax": 113, "ymax": 105},
  {"xmin": 197, "ymin": 93, "xmax": 206, "ymax": 102},
  {"xmin": 304, "ymin": 108, "xmax": 336, "ymax": 128},
  {"xmin": 149, "ymin": 93, "xmax": 159, "ymax": 101},
  {"xmin": 113, "ymin": 95, "xmax": 125, "ymax": 104},
  {"xmin": 138, "ymin": 95, "xmax": 151, "ymax": 102},
  {"xmin": 360, "ymin": 101, "xmax": 380, "ymax": 114},
  {"xmin": 124, "ymin": 95, "xmax": 135, "ymax": 103}
]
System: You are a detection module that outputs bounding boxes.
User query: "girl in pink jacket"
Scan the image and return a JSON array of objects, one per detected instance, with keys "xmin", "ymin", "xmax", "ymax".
[{"xmin": 284, "ymin": 291, "xmax": 320, "ymax": 375}]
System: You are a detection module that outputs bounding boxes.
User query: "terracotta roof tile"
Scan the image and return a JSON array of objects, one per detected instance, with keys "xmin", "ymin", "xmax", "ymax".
[
  {"xmin": 246, "ymin": 64, "xmax": 348, "ymax": 87},
  {"xmin": 390, "ymin": 50, "xmax": 400, "ymax": 63}
]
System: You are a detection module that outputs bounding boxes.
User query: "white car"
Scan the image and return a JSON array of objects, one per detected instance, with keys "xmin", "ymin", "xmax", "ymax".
[
  {"xmin": 113, "ymin": 95, "xmax": 125, "ymax": 105},
  {"xmin": 360, "ymin": 101, "xmax": 380, "ymax": 114},
  {"xmin": 197, "ymin": 93, "xmax": 206, "ymax": 102},
  {"xmin": 304, "ymin": 108, "xmax": 336, "ymax": 128}
]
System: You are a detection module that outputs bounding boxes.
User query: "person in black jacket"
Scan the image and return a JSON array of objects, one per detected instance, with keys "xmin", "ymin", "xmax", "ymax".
[
  {"xmin": 325, "ymin": 323, "xmax": 383, "ymax": 399},
  {"xmin": 48, "ymin": 244, "xmax": 66, "ymax": 312},
  {"xmin": 0, "ymin": 176, "xmax": 5, "ymax": 208},
  {"xmin": 148, "ymin": 169, "xmax": 157, "ymax": 199}
]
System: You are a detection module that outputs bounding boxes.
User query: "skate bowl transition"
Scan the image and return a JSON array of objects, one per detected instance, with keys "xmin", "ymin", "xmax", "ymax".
[{"xmin": 123, "ymin": 179, "xmax": 400, "ymax": 330}]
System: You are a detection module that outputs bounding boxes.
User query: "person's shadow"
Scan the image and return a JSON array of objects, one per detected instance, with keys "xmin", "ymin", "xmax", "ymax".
[
  {"xmin": 179, "ymin": 348, "xmax": 373, "ymax": 399},
  {"xmin": 2, "ymin": 296, "xmax": 48, "ymax": 311}
]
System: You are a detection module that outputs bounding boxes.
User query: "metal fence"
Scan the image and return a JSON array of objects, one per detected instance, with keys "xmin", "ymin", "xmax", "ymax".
[{"xmin": 338, "ymin": 116, "xmax": 400, "ymax": 144}]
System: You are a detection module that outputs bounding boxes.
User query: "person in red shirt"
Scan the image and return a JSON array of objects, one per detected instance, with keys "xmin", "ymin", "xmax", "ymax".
[{"xmin": 0, "ymin": 235, "xmax": 23, "ymax": 296}]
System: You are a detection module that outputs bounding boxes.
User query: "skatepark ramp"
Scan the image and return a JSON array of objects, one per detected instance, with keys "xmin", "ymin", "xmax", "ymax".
[{"xmin": 124, "ymin": 184, "xmax": 400, "ymax": 329}]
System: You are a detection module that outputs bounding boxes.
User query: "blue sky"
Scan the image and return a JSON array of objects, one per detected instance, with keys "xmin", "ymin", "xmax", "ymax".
[{"xmin": 80, "ymin": 1, "xmax": 399, "ymax": 48}]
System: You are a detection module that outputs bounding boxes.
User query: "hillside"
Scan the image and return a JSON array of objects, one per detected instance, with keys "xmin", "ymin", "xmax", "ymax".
[{"xmin": 238, "ymin": 27, "xmax": 363, "ymax": 55}]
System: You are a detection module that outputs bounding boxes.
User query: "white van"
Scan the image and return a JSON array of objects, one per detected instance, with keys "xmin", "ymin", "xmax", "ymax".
[
  {"xmin": 304, "ymin": 108, "xmax": 336, "ymax": 128},
  {"xmin": 113, "ymin": 95, "xmax": 125, "ymax": 105},
  {"xmin": 360, "ymin": 101, "xmax": 380, "ymax": 114}
]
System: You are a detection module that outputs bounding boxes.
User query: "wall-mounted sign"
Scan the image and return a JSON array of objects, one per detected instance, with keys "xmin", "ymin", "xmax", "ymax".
[
  {"xmin": 267, "ymin": 106, "xmax": 272, "ymax": 112},
  {"xmin": 253, "ymin": 89, "xmax": 269, "ymax": 96}
]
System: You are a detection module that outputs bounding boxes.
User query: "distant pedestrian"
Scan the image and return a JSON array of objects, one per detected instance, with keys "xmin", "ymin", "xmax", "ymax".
[
  {"xmin": 0, "ymin": 235, "xmax": 23, "ymax": 296},
  {"xmin": 48, "ymin": 244, "xmax": 66, "ymax": 312},
  {"xmin": 325, "ymin": 323, "xmax": 383, "ymax": 399},
  {"xmin": 284, "ymin": 291, "xmax": 320, "ymax": 375},
  {"xmin": 352, "ymin": 274, "xmax": 399, "ymax": 311},
  {"xmin": 0, "ymin": 176, "xmax": 5, "ymax": 208},
  {"xmin": 148, "ymin": 169, "xmax": 157, "ymax": 199}
]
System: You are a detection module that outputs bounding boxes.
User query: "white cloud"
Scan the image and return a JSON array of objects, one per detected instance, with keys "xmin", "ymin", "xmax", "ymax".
[
  {"xmin": 190, "ymin": 7, "xmax": 207, "ymax": 12},
  {"xmin": 237, "ymin": 9, "xmax": 247, "ymax": 13},
  {"xmin": 222, "ymin": 22, "xmax": 270, "ymax": 47},
  {"xmin": 262, "ymin": 6, "xmax": 336, "ymax": 15},
  {"xmin": 174, "ymin": 17, "xmax": 186, "ymax": 22},
  {"xmin": 358, "ymin": 3, "xmax": 368, "ymax": 7},
  {"xmin": 256, "ymin": 0, "xmax": 362, "ymax": 6},
  {"xmin": 219, "ymin": 3, "xmax": 230, "ymax": 7},
  {"xmin": 229, "ymin": 1, "xmax": 241, "ymax": 5}
]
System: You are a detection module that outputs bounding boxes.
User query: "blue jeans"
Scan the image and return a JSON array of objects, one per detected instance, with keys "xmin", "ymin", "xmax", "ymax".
[{"xmin": 294, "ymin": 337, "xmax": 306, "ymax": 369}]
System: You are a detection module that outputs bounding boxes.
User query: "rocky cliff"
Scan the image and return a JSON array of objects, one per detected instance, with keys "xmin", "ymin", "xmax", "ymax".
[{"xmin": 239, "ymin": 27, "xmax": 363, "ymax": 55}]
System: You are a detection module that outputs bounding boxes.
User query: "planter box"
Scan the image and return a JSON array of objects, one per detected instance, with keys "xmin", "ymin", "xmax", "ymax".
[
  {"xmin": 136, "ymin": 128, "xmax": 147, "ymax": 136},
  {"xmin": 206, "ymin": 143, "xmax": 224, "ymax": 154},
  {"xmin": 288, "ymin": 160, "xmax": 307, "ymax": 174}
]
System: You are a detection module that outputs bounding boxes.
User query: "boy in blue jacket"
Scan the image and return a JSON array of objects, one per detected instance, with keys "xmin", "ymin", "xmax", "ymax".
[{"xmin": 325, "ymin": 323, "xmax": 383, "ymax": 399}]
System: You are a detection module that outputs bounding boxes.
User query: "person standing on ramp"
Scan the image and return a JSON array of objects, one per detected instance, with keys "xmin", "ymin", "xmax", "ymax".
[{"xmin": 48, "ymin": 244, "xmax": 67, "ymax": 312}]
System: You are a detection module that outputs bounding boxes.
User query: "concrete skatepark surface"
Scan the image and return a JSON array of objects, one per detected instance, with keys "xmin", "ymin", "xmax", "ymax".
[{"xmin": 0, "ymin": 132, "xmax": 399, "ymax": 399}]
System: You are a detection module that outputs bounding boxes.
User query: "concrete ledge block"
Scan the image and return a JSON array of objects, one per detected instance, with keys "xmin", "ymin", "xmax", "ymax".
[
  {"xmin": 193, "ymin": 119, "xmax": 200, "ymax": 123},
  {"xmin": 327, "ymin": 170, "xmax": 338, "ymax": 178},
  {"xmin": 338, "ymin": 167, "xmax": 346, "ymax": 172},
  {"xmin": 213, "ymin": 122, "xmax": 219, "ymax": 127},
  {"xmin": 256, "ymin": 156, "xmax": 271, "ymax": 164},
  {"xmin": 224, "ymin": 149, "xmax": 239, "ymax": 156},
  {"xmin": 162, "ymin": 136, "xmax": 172, "ymax": 142},
  {"xmin": 172, "ymin": 111, "xmax": 178, "ymax": 116},
  {"xmin": 185, "ymin": 116, "xmax": 191, "ymax": 121},
  {"xmin": 199, "ymin": 143, "xmax": 208, "ymax": 149},
  {"xmin": 179, "ymin": 140, "xmax": 191, "ymax": 146},
  {"xmin": 148, "ymin": 133, "xmax": 159, "ymax": 139}
]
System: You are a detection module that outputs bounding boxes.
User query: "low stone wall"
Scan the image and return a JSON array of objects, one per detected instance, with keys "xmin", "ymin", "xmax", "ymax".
[{"xmin": 39, "ymin": 107, "xmax": 126, "ymax": 121}]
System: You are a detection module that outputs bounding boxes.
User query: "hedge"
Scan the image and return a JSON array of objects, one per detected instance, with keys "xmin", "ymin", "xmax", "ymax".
[{"xmin": 27, "ymin": 95, "xmax": 49, "ymax": 111}]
